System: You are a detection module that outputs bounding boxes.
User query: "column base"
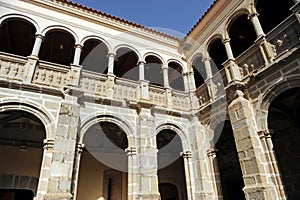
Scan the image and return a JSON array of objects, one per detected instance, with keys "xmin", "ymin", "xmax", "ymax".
[
  {"xmin": 135, "ymin": 193, "xmax": 161, "ymax": 200},
  {"xmin": 243, "ymin": 185, "xmax": 285, "ymax": 200},
  {"xmin": 44, "ymin": 192, "xmax": 73, "ymax": 200}
]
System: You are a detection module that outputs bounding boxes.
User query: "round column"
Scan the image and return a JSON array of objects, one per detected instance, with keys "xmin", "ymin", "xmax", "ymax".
[
  {"xmin": 162, "ymin": 65, "xmax": 169, "ymax": 87},
  {"xmin": 72, "ymin": 44, "xmax": 83, "ymax": 66},
  {"xmin": 107, "ymin": 53, "xmax": 116, "ymax": 74},
  {"xmin": 31, "ymin": 34, "xmax": 44, "ymax": 57},
  {"xmin": 138, "ymin": 61, "xmax": 145, "ymax": 81},
  {"xmin": 222, "ymin": 38, "xmax": 235, "ymax": 60},
  {"xmin": 203, "ymin": 57, "xmax": 213, "ymax": 79}
]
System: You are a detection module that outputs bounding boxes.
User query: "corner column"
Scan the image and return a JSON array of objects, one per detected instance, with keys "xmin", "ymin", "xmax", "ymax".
[
  {"xmin": 44, "ymin": 95, "xmax": 80, "ymax": 200},
  {"xmin": 136, "ymin": 108, "xmax": 160, "ymax": 200},
  {"xmin": 228, "ymin": 90, "xmax": 283, "ymax": 200},
  {"xmin": 35, "ymin": 139, "xmax": 54, "ymax": 200}
]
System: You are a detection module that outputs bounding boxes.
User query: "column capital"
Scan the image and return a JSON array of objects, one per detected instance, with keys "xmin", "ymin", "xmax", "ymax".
[
  {"xmin": 35, "ymin": 34, "xmax": 44, "ymax": 41},
  {"xmin": 181, "ymin": 151, "xmax": 192, "ymax": 158},
  {"xmin": 202, "ymin": 56, "xmax": 211, "ymax": 62},
  {"xmin": 222, "ymin": 37, "xmax": 231, "ymax": 44},
  {"xmin": 76, "ymin": 143, "xmax": 85, "ymax": 153},
  {"xmin": 126, "ymin": 147, "xmax": 137, "ymax": 156},
  {"xmin": 138, "ymin": 60, "xmax": 146, "ymax": 65},
  {"xmin": 207, "ymin": 148, "xmax": 218, "ymax": 157},
  {"xmin": 258, "ymin": 130, "xmax": 272, "ymax": 139},
  {"xmin": 107, "ymin": 52, "xmax": 116, "ymax": 58},
  {"xmin": 74, "ymin": 44, "xmax": 83, "ymax": 49},
  {"xmin": 43, "ymin": 139, "xmax": 54, "ymax": 151}
]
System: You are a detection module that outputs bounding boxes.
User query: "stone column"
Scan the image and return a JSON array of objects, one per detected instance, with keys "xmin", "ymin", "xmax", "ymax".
[
  {"xmin": 35, "ymin": 139, "xmax": 54, "ymax": 200},
  {"xmin": 203, "ymin": 56, "xmax": 215, "ymax": 100},
  {"xmin": 71, "ymin": 143, "xmax": 84, "ymax": 200},
  {"xmin": 162, "ymin": 65, "xmax": 169, "ymax": 87},
  {"xmin": 258, "ymin": 131, "xmax": 287, "ymax": 199},
  {"xmin": 139, "ymin": 61, "xmax": 145, "ymax": 81},
  {"xmin": 222, "ymin": 38, "xmax": 242, "ymax": 83},
  {"xmin": 249, "ymin": 4, "xmax": 275, "ymax": 63},
  {"xmin": 25, "ymin": 34, "xmax": 44, "ymax": 83},
  {"xmin": 187, "ymin": 71, "xmax": 196, "ymax": 92},
  {"xmin": 107, "ymin": 53, "xmax": 116, "ymax": 74},
  {"xmin": 228, "ymin": 90, "xmax": 282, "ymax": 200},
  {"xmin": 183, "ymin": 72, "xmax": 189, "ymax": 92},
  {"xmin": 136, "ymin": 108, "xmax": 160, "ymax": 200},
  {"xmin": 162, "ymin": 65, "xmax": 173, "ymax": 107},
  {"xmin": 44, "ymin": 95, "xmax": 80, "ymax": 200},
  {"xmin": 207, "ymin": 148, "xmax": 222, "ymax": 200},
  {"xmin": 72, "ymin": 44, "xmax": 82, "ymax": 66},
  {"xmin": 107, "ymin": 53, "xmax": 116, "ymax": 98},
  {"xmin": 138, "ymin": 61, "xmax": 149, "ymax": 101},
  {"xmin": 126, "ymin": 147, "xmax": 137, "ymax": 200},
  {"xmin": 182, "ymin": 151, "xmax": 194, "ymax": 200},
  {"xmin": 31, "ymin": 34, "xmax": 44, "ymax": 58}
]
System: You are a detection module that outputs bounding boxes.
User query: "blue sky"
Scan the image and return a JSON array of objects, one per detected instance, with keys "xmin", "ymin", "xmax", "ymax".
[{"xmin": 71, "ymin": 0, "xmax": 215, "ymax": 37}]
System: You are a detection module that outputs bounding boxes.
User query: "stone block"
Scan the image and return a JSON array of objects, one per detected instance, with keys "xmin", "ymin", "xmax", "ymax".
[
  {"xmin": 54, "ymin": 138, "xmax": 75, "ymax": 152},
  {"xmin": 50, "ymin": 163, "xmax": 70, "ymax": 177}
]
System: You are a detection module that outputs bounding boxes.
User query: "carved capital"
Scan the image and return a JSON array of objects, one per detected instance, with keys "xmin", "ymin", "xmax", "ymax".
[
  {"xmin": 181, "ymin": 151, "xmax": 192, "ymax": 159},
  {"xmin": 43, "ymin": 139, "xmax": 54, "ymax": 151},
  {"xmin": 126, "ymin": 147, "xmax": 137, "ymax": 156}
]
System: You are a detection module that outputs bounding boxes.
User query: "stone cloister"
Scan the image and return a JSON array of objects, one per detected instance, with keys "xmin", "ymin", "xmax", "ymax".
[{"xmin": 0, "ymin": 0, "xmax": 300, "ymax": 200}]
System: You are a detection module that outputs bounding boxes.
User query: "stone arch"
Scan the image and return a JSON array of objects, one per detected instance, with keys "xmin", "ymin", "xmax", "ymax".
[
  {"xmin": 80, "ymin": 114, "xmax": 135, "ymax": 148},
  {"xmin": 167, "ymin": 59, "xmax": 186, "ymax": 73},
  {"xmin": 41, "ymin": 25, "xmax": 79, "ymax": 43},
  {"xmin": 156, "ymin": 122, "xmax": 189, "ymax": 152},
  {"xmin": 206, "ymin": 34, "xmax": 227, "ymax": 71},
  {"xmin": 226, "ymin": 9, "xmax": 257, "ymax": 57},
  {"xmin": 0, "ymin": 98, "xmax": 55, "ymax": 139},
  {"xmin": 80, "ymin": 35, "xmax": 111, "ymax": 53},
  {"xmin": 224, "ymin": 8, "xmax": 250, "ymax": 35},
  {"xmin": 0, "ymin": 16, "xmax": 37, "ymax": 57},
  {"xmin": 0, "ymin": 14, "xmax": 40, "ymax": 33},
  {"xmin": 79, "ymin": 37, "xmax": 109, "ymax": 73},
  {"xmin": 256, "ymin": 75, "xmax": 300, "ymax": 132},
  {"xmin": 205, "ymin": 33, "xmax": 224, "ymax": 53},
  {"xmin": 143, "ymin": 52, "xmax": 166, "ymax": 66},
  {"xmin": 113, "ymin": 44, "xmax": 142, "ymax": 61}
]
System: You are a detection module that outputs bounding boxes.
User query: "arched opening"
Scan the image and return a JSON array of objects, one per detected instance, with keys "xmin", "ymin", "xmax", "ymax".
[
  {"xmin": 80, "ymin": 39, "xmax": 109, "ymax": 74},
  {"xmin": 256, "ymin": 0, "xmax": 294, "ymax": 33},
  {"xmin": 268, "ymin": 88, "xmax": 300, "ymax": 200},
  {"xmin": 145, "ymin": 55, "xmax": 164, "ymax": 87},
  {"xmin": 114, "ymin": 47, "xmax": 139, "ymax": 81},
  {"xmin": 192, "ymin": 56, "xmax": 207, "ymax": 88},
  {"xmin": 168, "ymin": 62, "xmax": 185, "ymax": 91},
  {"xmin": 228, "ymin": 14, "xmax": 257, "ymax": 57},
  {"xmin": 214, "ymin": 121, "xmax": 245, "ymax": 200},
  {"xmin": 77, "ymin": 122, "xmax": 128, "ymax": 200},
  {"xmin": 208, "ymin": 38, "xmax": 227, "ymax": 71},
  {"xmin": 0, "ymin": 110, "xmax": 46, "ymax": 199},
  {"xmin": 0, "ymin": 18, "xmax": 36, "ymax": 57},
  {"xmin": 39, "ymin": 30, "xmax": 75, "ymax": 66},
  {"xmin": 157, "ymin": 129, "xmax": 187, "ymax": 200},
  {"xmin": 159, "ymin": 183, "xmax": 179, "ymax": 200}
]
